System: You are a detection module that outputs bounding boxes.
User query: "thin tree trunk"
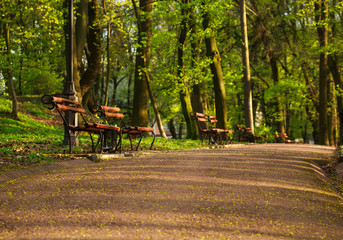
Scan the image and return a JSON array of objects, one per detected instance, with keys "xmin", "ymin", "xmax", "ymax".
[
  {"xmin": 103, "ymin": 0, "xmax": 111, "ymax": 106},
  {"xmin": 327, "ymin": 78, "xmax": 334, "ymax": 146},
  {"xmin": 240, "ymin": 0, "xmax": 254, "ymax": 133},
  {"xmin": 5, "ymin": 23, "xmax": 19, "ymax": 120},
  {"xmin": 127, "ymin": 72, "xmax": 133, "ymax": 119},
  {"xmin": 145, "ymin": 72, "xmax": 167, "ymax": 139},
  {"xmin": 270, "ymin": 56, "xmax": 285, "ymax": 133}
]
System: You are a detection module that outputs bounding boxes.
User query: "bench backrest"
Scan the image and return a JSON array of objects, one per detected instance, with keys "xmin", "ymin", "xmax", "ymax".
[
  {"xmin": 42, "ymin": 95, "xmax": 89, "ymax": 127},
  {"xmin": 276, "ymin": 133, "xmax": 288, "ymax": 138},
  {"xmin": 94, "ymin": 105, "xmax": 126, "ymax": 128},
  {"xmin": 208, "ymin": 115, "xmax": 219, "ymax": 128},
  {"xmin": 194, "ymin": 112, "xmax": 209, "ymax": 131}
]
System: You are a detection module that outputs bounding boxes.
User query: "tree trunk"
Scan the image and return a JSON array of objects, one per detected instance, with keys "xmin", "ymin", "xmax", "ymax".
[
  {"xmin": 131, "ymin": 0, "xmax": 166, "ymax": 138},
  {"xmin": 270, "ymin": 56, "xmax": 285, "ymax": 133},
  {"xmin": 202, "ymin": 3, "xmax": 227, "ymax": 129},
  {"xmin": 145, "ymin": 72, "xmax": 168, "ymax": 139},
  {"xmin": 168, "ymin": 119, "xmax": 177, "ymax": 139},
  {"xmin": 240, "ymin": 0, "xmax": 254, "ymax": 133},
  {"xmin": 178, "ymin": 0, "xmax": 198, "ymax": 139},
  {"xmin": 4, "ymin": 23, "xmax": 19, "ymax": 120},
  {"xmin": 315, "ymin": 0, "xmax": 329, "ymax": 145},
  {"xmin": 104, "ymin": 22, "xmax": 111, "ymax": 106},
  {"xmin": 80, "ymin": 0, "xmax": 102, "ymax": 105},
  {"xmin": 70, "ymin": 0, "xmax": 88, "ymax": 103},
  {"xmin": 328, "ymin": 54, "xmax": 343, "ymax": 145},
  {"xmin": 103, "ymin": 0, "xmax": 111, "ymax": 106},
  {"xmin": 328, "ymin": 1, "xmax": 342, "ymax": 146},
  {"xmin": 189, "ymin": 1, "xmax": 204, "ymax": 115},
  {"xmin": 131, "ymin": 0, "xmax": 150, "ymax": 127}
]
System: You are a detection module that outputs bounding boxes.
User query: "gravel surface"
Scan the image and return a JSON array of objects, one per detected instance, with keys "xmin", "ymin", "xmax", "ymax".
[{"xmin": 0, "ymin": 143, "xmax": 342, "ymax": 239}]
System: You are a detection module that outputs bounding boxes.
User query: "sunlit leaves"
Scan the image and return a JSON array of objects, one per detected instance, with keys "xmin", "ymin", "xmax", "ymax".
[{"xmin": 0, "ymin": 0, "xmax": 65, "ymax": 96}]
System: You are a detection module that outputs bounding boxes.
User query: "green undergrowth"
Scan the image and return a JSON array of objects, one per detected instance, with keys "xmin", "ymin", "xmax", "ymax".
[{"xmin": 0, "ymin": 97, "xmax": 206, "ymax": 172}]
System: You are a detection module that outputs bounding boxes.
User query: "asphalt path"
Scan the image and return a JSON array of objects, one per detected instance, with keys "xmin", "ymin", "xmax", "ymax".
[{"xmin": 0, "ymin": 143, "xmax": 342, "ymax": 239}]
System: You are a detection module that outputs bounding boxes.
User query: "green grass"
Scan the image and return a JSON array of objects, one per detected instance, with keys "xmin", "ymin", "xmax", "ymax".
[{"xmin": 0, "ymin": 96, "xmax": 206, "ymax": 172}]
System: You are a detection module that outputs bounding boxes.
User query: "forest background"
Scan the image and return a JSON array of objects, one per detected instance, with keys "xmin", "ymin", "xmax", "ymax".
[{"xmin": 1, "ymin": 0, "xmax": 343, "ymax": 146}]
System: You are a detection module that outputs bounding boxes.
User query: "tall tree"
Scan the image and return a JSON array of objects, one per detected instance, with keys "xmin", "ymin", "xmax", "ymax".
[
  {"xmin": 189, "ymin": 1, "xmax": 206, "ymax": 119},
  {"xmin": 202, "ymin": 1, "xmax": 227, "ymax": 129},
  {"xmin": 240, "ymin": 0, "xmax": 254, "ymax": 133},
  {"xmin": 65, "ymin": 0, "xmax": 87, "ymax": 102},
  {"xmin": 131, "ymin": 0, "xmax": 150, "ymax": 127},
  {"xmin": 79, "ymin": 0, "xmax": 102, "ymax": 105},
  {"xmin": 178, "ymin": 0, "xmax": 198, "ymax": 139},
  {"xmin": 315, "ymin": 0, "xmax": 329, "ymax": 145},
  {"xmin": 132, "ymin": 0, "xmax": 167, "ymax": 138},
  {"xmin": 327, "ymin": 0, "xmax": 342, "ymax": 145},
  {"xmin": 103, "ymin": 0, "xmax": 111, "ymax": 106},
  {"xmin": 0, "ymin": 0, "xmax": 19, "ymax": 120},
  {"xmin": 4, "ymin": 23, "xmax": 19, "ymax": 120}
]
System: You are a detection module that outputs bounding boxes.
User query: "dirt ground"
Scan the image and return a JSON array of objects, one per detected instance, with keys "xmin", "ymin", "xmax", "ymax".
[{"xmin": 0, "ymin": 143, "xmax": 343, "ymax": 240}]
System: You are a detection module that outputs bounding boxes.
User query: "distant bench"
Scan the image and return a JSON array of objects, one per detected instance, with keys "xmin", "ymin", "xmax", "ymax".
[
  {"xmin": 194, "ymin": 112, "xmax": 234, "ymax": 144},
  {"xmin": 235, "ymin": 125, "xmax": 264, "ymax": 143},
  {"xmin": 276, "ymin": 132, "xmax": 294, "ymax": 143}
]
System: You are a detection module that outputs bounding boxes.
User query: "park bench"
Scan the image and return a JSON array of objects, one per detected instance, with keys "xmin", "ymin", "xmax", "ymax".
[
  {"xmin": 41, "ymin": 95, "xmax": 121, "ymax": 154},
  {"xmin": 208, "ymin": 115, "xmax": 234, "ymax": 144},
  {"xmin": 93, "ymin": 105, "xmax": 155, "ymax": 151},
  {"xmin": 276, "ymin": 132, "xmax": 293, "ymax": 143},
  {"xmin": 236, "ymin": 125, "xmax": 263, "ymax": 143},
  {"xmin": 194, "ymin": 112, "xmax": 234, "ymax": 144}
]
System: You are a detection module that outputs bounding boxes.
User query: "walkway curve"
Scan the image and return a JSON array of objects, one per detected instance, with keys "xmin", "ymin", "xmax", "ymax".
[{"xmin": 0, "ymin": 144, "xmax": 342, "ymax": 239}]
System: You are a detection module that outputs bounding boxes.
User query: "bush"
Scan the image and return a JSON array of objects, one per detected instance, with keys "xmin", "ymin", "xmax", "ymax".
[
  {"xmin": 21, "ymin": 67, "xmax": 63, "ymax": 95},
  {"xmin": 255, "ymin": 124, "xmax": 276, "ymax": 143}
]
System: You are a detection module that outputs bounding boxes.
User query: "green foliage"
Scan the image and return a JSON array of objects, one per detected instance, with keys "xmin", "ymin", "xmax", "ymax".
[
  {"xmin": 0, "ymin": 0, "xmax": 342, "ymax": 144},
  {"xmin": 21, "ymin": 67, "xmax": 63, "ymax": 95},
  {"xmin": 264, "ymin": 79, "xmax": 307, "ymax": 107},
  {"xmin": 255, "ymin": 124, "xmax": 276, "ymax": 143},
  {"xmin": 0, "ymin": 0, "xmax": 65, "ymax": 97}
]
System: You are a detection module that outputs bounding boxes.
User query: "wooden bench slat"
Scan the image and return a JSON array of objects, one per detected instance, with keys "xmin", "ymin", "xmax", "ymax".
[
  {"xmin": 56, "ymin": 104, "xmax": 86, "ymax": 114},
  {"xmin": 196, "ymin": 112, "xmax": 205, "ymax": 117},
  {"xmin": 136, "ymin": 127, "xmax": 154, "ymax": 132},
  {"xmin": 101, "ymin": 106, "xmax": 121, "ymax": 112},
  {"xmin": 197, "ymin": 117, "xmax": 208, "ymax": 122},
  {"xmin": 52, "ymin": 97, "xmax": 82, "ymax": 106},
  {"xmin": 104, "ymin": 112, "xmax": 124, "ymax": 118},
  {"xmin": 95, "ymin": 124, "xmax": 121, "ymax": 131}
]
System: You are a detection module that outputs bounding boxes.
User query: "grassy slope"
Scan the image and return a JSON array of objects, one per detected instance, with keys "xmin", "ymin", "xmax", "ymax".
[{"xmin": 0, "ymin": 97, "xmax": 205, "ymax": 172}]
